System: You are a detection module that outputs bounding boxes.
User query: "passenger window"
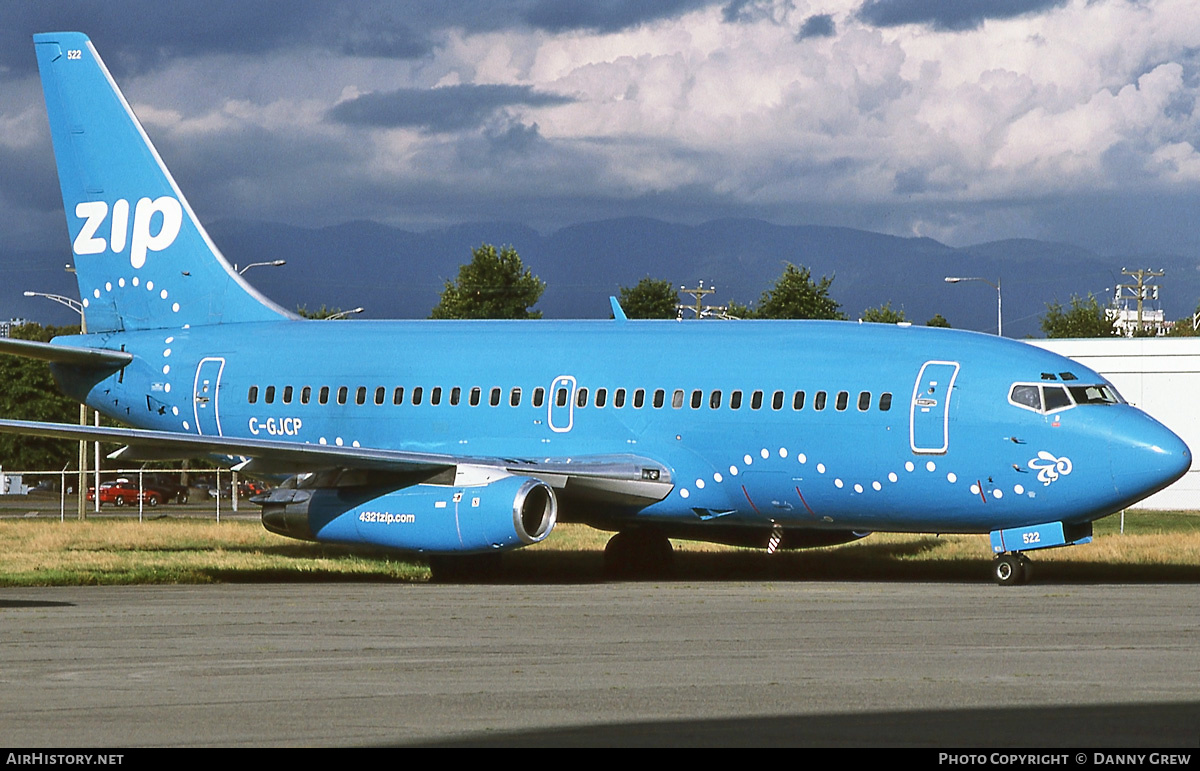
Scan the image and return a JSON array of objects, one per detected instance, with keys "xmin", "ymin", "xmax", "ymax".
[
  {"xmin": 730, "ymin": 390, "xmax": 742, "ymax": 410},
  {"xmin": 1010, "ymin": 385, "xmax": 1041, "ymax": 411},
  {"xmin": 393, "ymin": 387, "xmax": 404, "ymax": 405},
  {"xmin": 614, "ymin": 389, "xmax": 626, "ymax": 408},
  {"xmin": 751, "ymin": 390, "xmax": 763, "ymax": 410},
  {"xmin": 835, "ymin": 391, "xmax": 848, "ymax": 411},
  {"xmin": 337, "ymin": 386, "xmax": 347, "ymax": 405},
  {"xmin": 858, "ymin": 391, "xmax": 870, "ymax": 411},
  {"xmin": 375, "ymin": 386, "xmax": 386, "ymax": 406},
  {"xmin": 533, "ymin": 387, "xmax": 545, "ymax": 408},
  {"xmin": 595, "ymin": 388, "xmax": 607, "ymax": 408},
  {"xmin": 709, "ymin": 390, "xmax": 722, "ymax": 409},
  {"xmin": 490, "ymin": 387, "xmax": 501, "ymax": 407},
  {"xmin": 792, "ymin": 390, "xmax": 805, "ymax": 410},
  {"xmin": 879, "ymin": 392, "xmax": 892, "ymax": 411},
  {"xmin": 301, "ymin": 386, "xmax": 311, "ymax": 405},
  {"xmin": 355, "ymin": 386, "xmax": 366, "ymax": 405},
  {"xmin": 319, "ymin": 386, "xmax": 329, "ymax": 405},
  {"xmin": 556, "ymin": 388, "xmax": 568, "ymax": 407},
  {"xmin": 672, "ymin": 389, "xmax": 684, "ymax": 409},
  {"xmin": 772, "ymin": 390, "xmax": 784, "ymax": 410},
  {"xmin": 470, "ymin": 387, "xmax": 482, "ymax": 406},
  {"xmin": 411, "ymin": 386, "xmax": 423, "ymax": 406},
  {"xmin": 430, "ymin": 387, "xmax": 442, "ymax": 406},
  {"xmin": 510, "ymin": 388, "xmax": 521, "ymax": 407},
  {"xmin": 577, "ymin": 388, "xmax": 589, "ymax": 408},
  {"xmin": 450, "ymin": 387, "xmax": 461, "ymax": 406},
  {"xmin": 283, "ymin": 386, "xmax": 293, "ymax": 404},
  {"xmin": 653, "ymin": 389, "xmax": 665, "ymax": 408},
  {"xmin": 814, "ymin": 391, "xmax": 827, "ymax": 411},
  {"xmin": 634, "ymin": 389, "xmax": 645, "ymax": 408},
  {"xmin": 248, "ymin": 386, "xmax": 258, "ymax": 404},
  {"xmin": 1043, "ymin": 385, "xmax": 1071, "ymax": 412},
  {"xmin": 690, "ymin": 390, "xmax": 702, "ymax": 409},
  {"xmin": 265, "ymin": 386, "xmax": 275, "ymax": 404}
]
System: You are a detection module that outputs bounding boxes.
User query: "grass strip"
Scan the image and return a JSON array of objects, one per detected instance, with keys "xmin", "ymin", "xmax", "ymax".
[{"xmin": 0, "ymin": 510, "xmax": 1197, "ymax": 586}]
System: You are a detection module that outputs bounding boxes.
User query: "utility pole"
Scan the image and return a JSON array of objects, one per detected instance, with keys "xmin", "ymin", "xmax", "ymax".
[
  {"xmin": 1116, "ymin": 268, "xmax": 1165, "ymax": 335},
  {"xmin": 676, "ymin": 281, "xmax": 734, "ymax": 319}
]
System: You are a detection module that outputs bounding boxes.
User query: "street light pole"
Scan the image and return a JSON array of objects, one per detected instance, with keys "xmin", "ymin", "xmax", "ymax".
[
  {"xmin": 235, "ymin": 260, "xmax": 286, "ymax": 274},
  {"xmin": 24, "ymin": 286, "xmax": 89, "ymax": 519},
  {"xmin": 944, "ymin": 276, "xmax": 1002, "ymax": 337}
]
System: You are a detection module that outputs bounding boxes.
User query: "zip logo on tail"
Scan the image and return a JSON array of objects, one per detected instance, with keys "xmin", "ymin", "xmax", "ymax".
[
  {"xmin": 35, "ymin": 31, "xmax": 292, "ymax": 331},
  {"xmin": 74, "ymin": 197, "xmax": 182, "ymax": 268}
]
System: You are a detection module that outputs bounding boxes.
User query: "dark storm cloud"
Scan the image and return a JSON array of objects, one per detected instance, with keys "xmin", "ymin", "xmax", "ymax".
[
  {"xmin": 0, "ymin": 0, "xmax": 728, "ymax": 80},
  {"xmin": 521, "ymin": 0, "xmax": 718, "ymax": 34},
  {"xmin": 856, "ymin": 0, "xmax": 1068, "ymax": 32},
  {"xmin": 796, "ymin": 14, "xmax": 837, "ymax": 40},
  {"xmin": 0, "ymin": 1, "xmax": 442, "ymax": 78},
  {"xmin": 329, "ymin": 85, "xmax": 574, "ymax": 133},
  {"xmin": 1, "ymin": 1, "xmax": 313, "ymax": 77}
]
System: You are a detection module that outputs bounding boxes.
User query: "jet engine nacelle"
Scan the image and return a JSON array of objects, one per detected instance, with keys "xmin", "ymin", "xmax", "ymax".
[{"xmin": 260, "ymin": 474, "xmax": 557, "ymax": 554}]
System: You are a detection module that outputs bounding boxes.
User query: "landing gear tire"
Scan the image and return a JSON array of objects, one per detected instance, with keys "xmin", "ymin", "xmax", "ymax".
[
  {"xmin": 427, "ymin": 552, "xmax": 504, "ymax": 583},
  {"xmin": 1018, "ymin": 554, "xmax": 1032, "ymax": 584},
  {"xmin": 604, "ymin": 530, "xmax": 675, "ymax": 579},
  {"xmin": 993, "ymin": 553, "xmax": 1030, "ymax": 586}
]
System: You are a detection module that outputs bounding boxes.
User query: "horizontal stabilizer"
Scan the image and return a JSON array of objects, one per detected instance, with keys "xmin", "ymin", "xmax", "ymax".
[{"xmin": 0, "ymin": 337, "xmax": 133, "ymax": 370}]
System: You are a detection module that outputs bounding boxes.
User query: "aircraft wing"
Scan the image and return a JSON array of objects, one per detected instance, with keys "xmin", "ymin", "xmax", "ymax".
[{"xmin": 0, "ymin": 419, "xmax": 673, "ymax": 506}]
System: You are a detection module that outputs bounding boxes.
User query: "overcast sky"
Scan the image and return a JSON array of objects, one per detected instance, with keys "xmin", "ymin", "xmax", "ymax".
[{"xmin": 2, "ymin": 0, "xmax": 1199, "ymax": 259}]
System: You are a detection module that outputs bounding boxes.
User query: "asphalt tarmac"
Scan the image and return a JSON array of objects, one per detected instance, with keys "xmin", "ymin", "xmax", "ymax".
[{"xmin": 0, "ymin": 583, "xmax": 1196, "ymax": 747}]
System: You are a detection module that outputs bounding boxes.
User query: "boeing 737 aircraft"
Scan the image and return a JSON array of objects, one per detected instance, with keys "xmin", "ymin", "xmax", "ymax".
[{"xmin": 0, "ymin": 32, "xmax": 1190, "ymax": 584}]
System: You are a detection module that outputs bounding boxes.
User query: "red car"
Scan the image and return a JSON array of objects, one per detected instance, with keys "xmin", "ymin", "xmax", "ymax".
[{"xmin": 86, "ymin": 480, "xmax": 167, "ymax": 507}]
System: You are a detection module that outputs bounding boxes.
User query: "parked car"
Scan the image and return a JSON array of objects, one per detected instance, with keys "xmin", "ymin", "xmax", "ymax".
[
  {"xmin": 86, "ymin": 479, "xmax": 168, "ymax": 507},
  {"xmin": 142, "ymin": 474, "xmax": 190, "ymax": 504},
  {"xmin": 205, "ymin": 479, "xmax": 270, "ymax": 499},
  {"xmin": 239, "ymin": 479, "xmax": 269, "ymax": 498}
]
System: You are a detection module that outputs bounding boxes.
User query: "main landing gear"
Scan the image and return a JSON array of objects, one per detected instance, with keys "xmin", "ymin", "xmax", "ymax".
[
  {"xmin": 992, "ymin": 552, "xmax": 1033, "ymax": 586},
  {"xmin": 604, "ymin": 529, "xmax": 675, "ymax": 579}
]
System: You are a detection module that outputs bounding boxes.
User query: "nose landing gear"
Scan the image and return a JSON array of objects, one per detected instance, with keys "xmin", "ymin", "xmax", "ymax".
[{"xmin": 992, "ymin": 552, "xmax": 1033, "ymax": 586}]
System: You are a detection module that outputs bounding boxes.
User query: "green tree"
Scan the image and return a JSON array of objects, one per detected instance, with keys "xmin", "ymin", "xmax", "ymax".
[
  {"xmin": 1166, "ymin": 301, "xmax": 1200, "ymax": 336},
  {"xmin": 1040, "ymin": 293, "xmax": 1118, "ymax": 338},
  {"xmin": 722, "ymin": 299, "xmax": 755, "ymax": 320},
  {"xmin": 755, "ymin": 263, "xmax": 846, "ymax": 320},
  {"xmin": 0, "ymin": 323, "xmax": 84, "ymax": 470},
  {"xmin": 617, "ymin": 277, "xmax": 678, "ymax": 319},
  {"xmin": 925, "ymin": 313, "xmax": 952, "ymax": 328},
  {"xmin": 861, "ymin": 301, "xmax": 908, "ymax": 324},
  {"xmin": 430, "ymin": 244, "xmax": 544, "ymax": 319},
  {"xmin": 296, "ymin": 304, "xmax": 358, "ymax": 320}
]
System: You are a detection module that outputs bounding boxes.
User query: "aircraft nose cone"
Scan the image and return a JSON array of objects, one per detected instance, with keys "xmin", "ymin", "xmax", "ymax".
[{"xmin": 1111, "ymin": 413, "xmax": 1191, "ymax": 505}]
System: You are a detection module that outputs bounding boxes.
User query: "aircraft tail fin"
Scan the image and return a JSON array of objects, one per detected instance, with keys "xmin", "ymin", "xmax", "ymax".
[{"xmin": 33, "ymin": 32, "xmax": 293, "ymax": 332}]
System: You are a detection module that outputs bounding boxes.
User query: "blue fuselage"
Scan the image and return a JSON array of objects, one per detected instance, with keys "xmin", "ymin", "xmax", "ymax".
[{"xmin": 54, "ymin": 318, "xmax": 1190, "ymax": 536}]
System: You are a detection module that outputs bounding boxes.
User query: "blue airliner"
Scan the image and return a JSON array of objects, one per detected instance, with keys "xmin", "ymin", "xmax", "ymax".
[{"xmin": 0, "ymin": 33, "xmax": 1190, "ymax": 584}]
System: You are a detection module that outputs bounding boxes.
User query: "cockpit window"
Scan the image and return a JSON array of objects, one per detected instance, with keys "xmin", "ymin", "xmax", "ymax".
[
  {"xmin": 1069, "ymin": 384, "xmax": 1122, "ymax": 405},
  {"xmin": 1010, "ymin": 385, "xmax": 1041, "ymax": 411},
  {"xmin": 1043, "ymin": 385, "xmax": 1071, "ymax": 412},
  {"xmin": 1009, "ymin": 381, "xmax": 1124, "ymax": 414}
]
